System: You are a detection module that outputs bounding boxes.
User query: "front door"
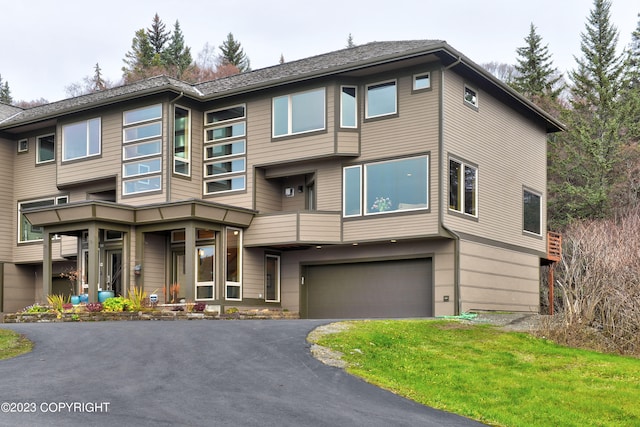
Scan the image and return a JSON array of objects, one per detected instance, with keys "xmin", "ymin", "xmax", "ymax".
[{"xmin": 106, "ymin": 249, "xmax": 123, "ymax": 297}]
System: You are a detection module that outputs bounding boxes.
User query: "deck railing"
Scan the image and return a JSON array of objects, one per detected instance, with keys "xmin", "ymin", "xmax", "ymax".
[{"xmin": 547, "ymin": 231, "xmax": 562, "ymax": 262}]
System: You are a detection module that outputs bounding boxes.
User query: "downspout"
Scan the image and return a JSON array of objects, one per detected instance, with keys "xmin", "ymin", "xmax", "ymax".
[
  {"xmin": 167, "ymin": 91, "xmax": 185, "ymax": 202},
  {"xmin": 439, "ymin": 57, "xmax": 462, "ymax": 315}
]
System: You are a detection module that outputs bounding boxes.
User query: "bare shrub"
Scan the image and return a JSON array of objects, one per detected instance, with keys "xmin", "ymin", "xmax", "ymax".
[{"xmin": 540, "ymin": 210, "xmax": 640, "ymax": 356}]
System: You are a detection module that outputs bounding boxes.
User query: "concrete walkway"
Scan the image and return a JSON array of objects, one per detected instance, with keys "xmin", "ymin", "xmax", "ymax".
[{"xmin": 0, "ymin": 320, "xmax": 485, "ymax": 426}]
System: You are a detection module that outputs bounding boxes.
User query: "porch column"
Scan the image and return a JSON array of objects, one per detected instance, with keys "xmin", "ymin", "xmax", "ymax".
[
  {"xmin": 87, "ymin": 224, "xmax": 100, "ymax": 303},
  {"xmin": 42, "ymin": 231, "xmax": 52, "ymax": 303},
  {"xmin": 184, "ymin": 222, "xmax": 196, "ymax": 302}
]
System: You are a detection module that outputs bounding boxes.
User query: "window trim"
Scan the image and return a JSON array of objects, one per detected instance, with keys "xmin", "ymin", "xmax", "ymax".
[
  {"xmin": 17, "ymin": 138, "xmax": 28, "ymax": 153},
  {"xmin": 225, "ymin": 227, "xmax": 243, "ymax": 301},
  {"xmin": 204, "ymin": 140, "xmax": 246, "ymax": 161},
  {"xmin": 123, "ymin": 121, "xmax": 162, "ymax": 144},
  {"xmin": 204, "ymin": 176, "xmax": 246, "ymax": 195},
  {"xmin": 123, "ymin": 103, "xmax": 162, "ymax": 126},
  {"xmin": 365, "ymin": 79, "xmax": 397, "ymax": 119},
  {"xmin": 204, "ymin": 158, "xmax": 246, "ymax": 178},
  {"xmin": 36, "ymin": 133, "xmax": 55, "ymax": 164},
  {"xmin": 62, "ymin": 117, "xmax": 101, "ymax": 162},
  {"xmin": 448, "ymin": 157, "xmax": 479, "ymax": 218},
  {"xmin": 122, "ymin": 175, "xmax": 162, "ymax": 196},
  {"xmin": 523, "ymin": 187, "xmax": 543, "ymax": 236},
  {"xmin": 205, "ymin": 122, "xmax": 246, "ymax": 143},
  {"xmin": 272, "ymin": 87, "xmax": 326, "ymax": 138},
  {"xmin": 123, "ymin": 139, "xmax": 162, "ymax": 161},
  {"xmin": 343, "ymin": 165, "xmax": 362, "ymax": 218},
  {"xmin": 205, "ymin": 104, "xmax": 246, "ymax": 126}
]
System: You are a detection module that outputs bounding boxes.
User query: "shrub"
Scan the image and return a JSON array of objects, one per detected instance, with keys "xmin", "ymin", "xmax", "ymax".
[
  {"xmin": 23, "ymin": 304, "xmax": 49, "ymax": 313},
  {"xmin": 193, "ymin": 302, "xmax": 206, "ymax": 312},
  {"xmin": 543, "ymin": 210, "xmax": 640, "ymax": 356},
  {"xmin": 47, "ymin": 294, "xmax": 69, "ymax": 312},
  {"xmin": 85, "ymin": 302, "xmax": 103, "ymax": 312},
  {"xmin": 127, "ymin": 287, "xmax": 147, "ymax": 311},
  {"xmin": 102, "ymin": 296, "xmax": 131, "ymax": 312}
]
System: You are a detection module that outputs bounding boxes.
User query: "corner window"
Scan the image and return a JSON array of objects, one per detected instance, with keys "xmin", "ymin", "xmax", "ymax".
[
  {"xmin": 365, "ymin": 80, "xmax": 397, "ymax": 118},
  {"xmin": 449, "ymin": 158, "xmax": 477, "ymax": 217},
  {"xmin": 523, "ymin": 189, "xmax": 542, "ymax": 235},
  {"xmin": 62, "ymin": 118, "xmax": 101, "ymax": 161},
  {"xmin": 36, "ymin": 134, "xmax": 55, "ymax": 163},
  {"xmin": 464, "ymin": 85, "xmax": 478, "ymax": 108},
  {"xmin": 18, "ymin": 196, "xmax": 68, "ymax": 243},
  {"xmin": 413, "ymin": 72, "xmax": 431, "ymax": 91},
  {"xmin": 340, "ymin": 86, "xmax": 357, "ymax": 128},
  {"xmin": 343, "ymin": 156, "xmax": 429, "ymax": 217},
  {"xmin": 225, "ymin": 227, "xmax": 242, "ymax": 300},
  {"xmin": 174, "ymin": 106, "xmax": 191, "ymax": 176},
  {"xmin": 273, "ymin": 88, "xmax": 326, "ymax": 137}
]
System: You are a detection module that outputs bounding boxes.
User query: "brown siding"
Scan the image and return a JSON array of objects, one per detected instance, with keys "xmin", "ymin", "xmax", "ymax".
[
  {"xmin": 0, "ymin": 137, "xmax": 15, "ymax": 261},
  {"xmin": 242, "ymin": 248, "xmax": 265, "ymax": 299},
  {"xmin": 142, "ymin": 233, "xmax": 167, "ymax": 302},
  {"xmin": 171, "ymin": 102, "xmax": 203, "ymax": 201},
  {"xmin": 442, "ymin": 70, "xmax": 547, "ymax": 254},
  {"xmin": 343, "ymin": 214, "xmax": 437, "ymax": 242},
  {"xmin": 458, "ymin": 240, "xmax": 539, "ymax": 313},
  {"xmin": 3, "ymin": 263, "xmax": 36, "ymax": 312}
]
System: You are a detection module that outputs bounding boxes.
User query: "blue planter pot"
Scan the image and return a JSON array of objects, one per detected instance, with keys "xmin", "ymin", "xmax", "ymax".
[
  {"xmin": 80, "ymin": 293, "xmax": 89, "ymax": 303},
  {"xmin": 98, "ymin": 291, "xmax": 115, "ymax": 303},
  {"xmin": 70, "ymin": 295, "xmax": 81, "ymax": 305}
]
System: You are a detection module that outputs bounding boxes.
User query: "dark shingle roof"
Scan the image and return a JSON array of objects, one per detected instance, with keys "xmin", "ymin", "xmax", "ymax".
[{"xmin": 0, "ymin": 102, "xmax": 23, "ymax": 121}]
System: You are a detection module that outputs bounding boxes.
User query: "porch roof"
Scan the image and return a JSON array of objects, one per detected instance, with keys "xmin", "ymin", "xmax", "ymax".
[{"xmin": 23, "ymin": 199, "xmax": 256, "ymax": 229}]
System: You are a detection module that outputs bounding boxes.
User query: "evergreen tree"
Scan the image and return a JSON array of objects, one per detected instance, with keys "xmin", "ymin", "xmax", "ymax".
[
  {"xmin": 0, "ymin": 74, "xmax": 11, "ymax": 104},
  {"xmin": 620, "ymin": 14, "xmax": 640, "ymax": 143},
  {"xmin": 92, "ymin": 63, "xmax": 107, "ymax": 91},
  {"xmin": 163, "ymin": 20, "xmax": 193, "ymax": 79},
  {"xmin": 219, "ymin": 33, "xmax": 250, "ymax": 72},
  {"xmin": 511, "ymin": 23, "xmax": 564, "ymax": 101},
  {"xmin": 346, "ymin": 33, "xmax": 355, "ymax": 48},
  {"xmin": 122, "ymin": 28, "xmax": 156, "ymax": 80},
  {"xmin": 147, "ymin": 13, "xmax": 169, "ymax": 56},
  {"xmin": 548, "ymin": 0, "xmax": 625, "ymax": 228}
]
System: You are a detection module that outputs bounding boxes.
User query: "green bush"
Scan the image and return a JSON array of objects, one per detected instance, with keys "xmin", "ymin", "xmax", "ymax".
[{"xmin": 102, "ymin": 296, "xmax": 131, "ymax": 312}]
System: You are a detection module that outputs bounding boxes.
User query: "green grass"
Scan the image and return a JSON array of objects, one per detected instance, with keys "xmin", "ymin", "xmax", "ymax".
[
  {"xmin": 315, "ymin": 320, "xmax": 640, "ymax": 427},
  {"xmin": 0, "ymin": 329, "xmax": 32, "ymax": 360}
]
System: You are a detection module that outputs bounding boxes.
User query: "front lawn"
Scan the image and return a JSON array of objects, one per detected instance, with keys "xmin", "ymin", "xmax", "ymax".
[
  {"xmin": 0, "ymin": 329, "xmax": 32, "ymax": 360},
  {"xmin": 314, "ymin": 319, "xmax": 640, "ymax": 427}
]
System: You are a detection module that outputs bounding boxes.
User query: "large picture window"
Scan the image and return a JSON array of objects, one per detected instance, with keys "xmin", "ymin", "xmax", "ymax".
[
  {"xmin": 343, "ymin": 156, "xmax": 429, "ymax": 217},
  {"xmin": 62, "ymin": 118, "xmax": 101, "ymax": 161},
  {"xmin": 523, "ymin": 189, "xmax": 542, "ymax": 235},
  {"xmin": 273, "ymin": 88, "xmax": 325, "ymax": 137},
  {"xmin": 449, "ymin": 158, "xmax": 477, "ymax": 217}
]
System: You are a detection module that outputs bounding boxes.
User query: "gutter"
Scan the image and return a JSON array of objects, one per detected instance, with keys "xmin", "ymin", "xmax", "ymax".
[
  {"xmin": 166, "ymin": 92, "xmax": 185, "ymax": 202},
  {"xmin": 439, "ymin": 62, "xmax": 462, "ymax": 316}
]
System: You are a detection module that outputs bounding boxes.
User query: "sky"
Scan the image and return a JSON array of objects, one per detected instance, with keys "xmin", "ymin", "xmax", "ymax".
[{"xmin": 1, "ymin": 0, "xmax": 639, "ymax": 103}]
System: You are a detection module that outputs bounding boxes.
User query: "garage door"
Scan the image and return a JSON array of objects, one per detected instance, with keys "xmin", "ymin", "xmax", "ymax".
[{"xmin": 302, "ymin": 258, "xmax": 432, "ymax": 319}]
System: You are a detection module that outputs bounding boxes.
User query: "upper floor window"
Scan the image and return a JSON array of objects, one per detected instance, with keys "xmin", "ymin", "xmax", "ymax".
[
  {"xmin": 464, "ymin": 85, "xmax": 478, "ymax": 109},
  {"xmin": 340, "ymin": 86, "xmax": 357, "ymax": 128},
  {"xmin": 17, "ymin": 139, "xmax": 28, "ymax": 153},
  {"xmin": 206, "ymin": 122, "xmax": 245, "ymax": 142},
  {"xmin": 123, "ymin": 104, "xmax": 162, "ymax": 125},
  {"xmin": 122, "ymin": 104, "xmax": 162, "ymax": 196},
  {"xmin": 449, "ymin": 158, "xmax": 477, "ymax": 217},
  {"xmin": 523, "ymin": 189, "xmax": 542, "ymax": 235},
  {"xmin": 36, "ymin": 134, "xmax": 55, "ymax": 164},
  {"xmin": 174, "ymin": 106, "xmax": 191, "ymax": 176},
  {"xmin": 205, "ymin": 105, "xmax": 245, "ymax": 125},
  {"xmin": 62, "ymin": 118, "xmax": 101, "ymax": 161},
  {"xmin": 273, "ymin": 88, "xmax": 325, "ymax": 137},
  {"xmin": 18, "ymin": 196, "xmax": 68, "ymax": 243},
  {"xmin": 365, "ymin": 80, "xmax": 397, "ymax": 119},
  {"xmin": 343, "ymin": 156, "xmax": 429, "ymax": 217},
  {"xmin": 413, "ymin": 72, "xmax": 431, "ymax": 91}
]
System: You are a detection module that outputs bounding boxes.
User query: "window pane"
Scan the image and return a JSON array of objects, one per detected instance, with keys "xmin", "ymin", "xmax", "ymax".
[
  {"xmin": 414, "ymin": 73, "xmax": 430, "ymax": 90},
  {"xmin": 206, "ymin": 105, "xmax": 245, "ymax": 124},
  {"xmin": 174, "ymin": 160, "xmax": 189, "ymax": 175},
  {"xmin": 226, "ymin": 228, "xmax": 240, "ymax": 282},
  {"xmin": 524, "ymin": 190, "xmax": 541, "ymax": 234},
  {"xmin": 124, "ymin": 104, "xmax": 162, "ymax": 125},
  {"xmin": 197, "ymin": 245, "xmax": 214, "ymax": 282},
  {"xmin": 123, "ymin": 158, "xmax": 161, "ymax": 177},
  {"xmin": 464, "ymin": 166, "xmax": 477, "ymax": 215},
  {"xmin": 291, "ymin": 89, "xmax": 325, "ymax": 134},
  {"xmin": 206, "ymin": 122, "xmax": 245, "ymax": 141},
  {"xmin": 205, "ymin": 177, "xmax": 245, "ymax": 193},
  {"xmin": 63, "ymin": 121, "xmax": 88, "ymax": 160},
  {"xmin": 124, "ymin": 140, "xmax": 161, "ymax": 159},
  {"xmin": 124, "ymin": 122, "xmax": 161, "ymax": 142},
  {"xmin": 449, "ymin": 160, "xmax": 461, "ymax": 211},
  {"xmin": 205, "ymin": 159, "xmax": 245, "ymax": 177},
  {"xmin": 37, "ymin": 135, "xmax": 55, "ymax": 163},
  {"xmin": 367, "ymin": 81, "xmax": 396, "ymax": 118},
  {"xmin": 343, "ymin": 166, "xmax": 361, "ymax": 216},
  {"xmin": 205, "ymin": 140, "xmax": 245, "ymax": 159},
  {"xmin": 341, "ymin": 86, "xmax": 357, "ymax": 128},
  {"xmin": 123, "ymin": 176, "xmax": 161, "ymax": 194},
  {"xmin": 273, "ymin": 96, "xmax": 289, "ymax": 136},
  {"xmin": 197, "ymin": 286, "xmax": 214, "ymax": 299},
  {"xmin": 19, "ymin": 199, "xmax": 56, "ymax": 242},
  {"xmin": 174, "ymin": 107, "xmax": 189, "ymax": 159},
  {"xmin": 365, "ymin": 157, "xmax": 428, "ymax": 214},
  {"xmin": 88, "ymin": 118, "xmax": 101, "ymax": 155},
  {"xmin": 465, "ymin": 87, "xmax": 478, "ymax": 107}
]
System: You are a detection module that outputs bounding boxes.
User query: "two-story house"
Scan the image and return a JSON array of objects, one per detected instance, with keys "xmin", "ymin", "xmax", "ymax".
[{"xmin": 0, "ymin": 40, "xmax": 563, "ymax": 318}]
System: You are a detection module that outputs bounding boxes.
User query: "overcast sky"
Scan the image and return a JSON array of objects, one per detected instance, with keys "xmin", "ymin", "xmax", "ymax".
[{"xmin": 1, "ymin": 0, "xmax": 638, "ymax": 103}]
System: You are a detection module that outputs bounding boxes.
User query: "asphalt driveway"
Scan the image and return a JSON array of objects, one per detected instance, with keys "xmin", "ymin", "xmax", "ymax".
[{"xmin": 0, "ymin": 320, "xmax": 485, "ymax": 427}]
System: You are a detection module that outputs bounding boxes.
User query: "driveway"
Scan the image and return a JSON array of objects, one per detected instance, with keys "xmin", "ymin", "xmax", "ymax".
[{"xmin": 0, "ymin": 321, "xmax": 485, "ymax": 427}]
